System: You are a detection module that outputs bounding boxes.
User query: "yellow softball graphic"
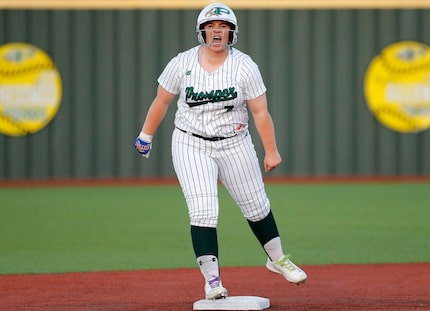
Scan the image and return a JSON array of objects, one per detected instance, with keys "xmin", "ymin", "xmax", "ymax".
[
  {"xmin": 0, "ymin": 42, "xmax": 62, "ymax": 136},
  {"xmin": 364, "ymin": 41, "xmax": 430, "ymax": 133}
]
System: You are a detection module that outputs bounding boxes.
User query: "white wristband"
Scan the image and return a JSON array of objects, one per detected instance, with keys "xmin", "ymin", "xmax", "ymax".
[{"xmin": 139, "ymin": 132, "xmax": 153, "ymax": 142}]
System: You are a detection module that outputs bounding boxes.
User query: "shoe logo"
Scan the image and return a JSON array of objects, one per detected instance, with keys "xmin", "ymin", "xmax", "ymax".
[{"xmin": 208, "ymin": 276, "xmax": 221, "ymax": 288}]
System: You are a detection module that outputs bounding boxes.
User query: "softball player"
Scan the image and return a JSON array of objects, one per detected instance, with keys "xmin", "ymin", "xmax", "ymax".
[{"xmin": 135, "ymin": 2, "xmax": 307, "ymax": 299}]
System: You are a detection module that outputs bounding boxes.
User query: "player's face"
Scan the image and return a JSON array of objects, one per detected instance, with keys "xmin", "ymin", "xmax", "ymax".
[{"xmin": 203, "ymin": 21, "xmax": 231, "ymax": 49}]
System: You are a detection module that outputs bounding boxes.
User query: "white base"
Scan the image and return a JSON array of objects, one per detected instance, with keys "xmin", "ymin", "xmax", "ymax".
[{"xmin": 193, "ymin": 296, "xmax": 270, "ymax": 310}]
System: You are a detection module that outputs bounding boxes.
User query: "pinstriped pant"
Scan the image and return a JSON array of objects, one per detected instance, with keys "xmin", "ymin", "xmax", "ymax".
[{"xmin": 172, "ymin": 128, "xmax": 271, "ymax": 228}]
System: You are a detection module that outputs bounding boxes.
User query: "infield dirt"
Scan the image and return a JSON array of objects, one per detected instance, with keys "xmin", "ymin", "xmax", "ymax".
[{"xmin": 1, "ymin": 263, "xmax": 429, "ymax": 311}]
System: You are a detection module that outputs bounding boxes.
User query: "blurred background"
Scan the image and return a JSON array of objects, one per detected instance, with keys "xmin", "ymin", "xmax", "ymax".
[{"xmin": 1, "ymin": 0, "xmax": 430, "ymax": 181}]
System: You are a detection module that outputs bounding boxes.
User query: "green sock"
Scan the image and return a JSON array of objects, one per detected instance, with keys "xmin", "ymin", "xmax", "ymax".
[
  {"xmin": 191, "ymin": 225, "xmax": 218, "ymax": 257},
  {"xmin": 247, "ymin": 210, "xmax": 280, "ymax": 247}
]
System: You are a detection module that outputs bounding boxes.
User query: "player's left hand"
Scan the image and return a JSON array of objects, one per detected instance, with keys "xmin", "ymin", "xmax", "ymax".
[
  {"xmin": 134, "ymin": 132, "xmax": 153, "ymax": 158},
  {"xmin": 264, "ymin": 151, "xmax": 282, "ymax": 172}
]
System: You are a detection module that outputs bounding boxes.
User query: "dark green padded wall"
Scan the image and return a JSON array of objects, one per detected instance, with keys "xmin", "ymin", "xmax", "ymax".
[{"xmin": 0, "ymin": 9, "xmax": 429, "ymax": 179}]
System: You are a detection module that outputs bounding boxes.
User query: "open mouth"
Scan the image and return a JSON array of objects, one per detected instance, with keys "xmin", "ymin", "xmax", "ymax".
[{"xmin": 212, "ymin": 36, "xmax": 222, "ymax": 44}]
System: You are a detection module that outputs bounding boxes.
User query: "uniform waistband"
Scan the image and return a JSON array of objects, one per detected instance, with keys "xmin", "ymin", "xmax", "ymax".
[{"xmin": 176, "ymin": 127, "xmax": 237, "ymax": 141}]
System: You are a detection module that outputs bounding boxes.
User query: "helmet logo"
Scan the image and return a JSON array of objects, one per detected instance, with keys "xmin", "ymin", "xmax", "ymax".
[{"xmin": 205, "ymin": 6, "xmax": 230, "ymax": 17}]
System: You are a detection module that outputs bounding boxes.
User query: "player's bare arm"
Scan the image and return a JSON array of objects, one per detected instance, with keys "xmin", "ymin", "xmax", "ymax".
[
  {"xmin": 142, "ymin": 85, "xmax": 176, "ymax": 135},
  {"xmin": 247, "ymin": 93, "xmax": 282, "ymax": 172}
]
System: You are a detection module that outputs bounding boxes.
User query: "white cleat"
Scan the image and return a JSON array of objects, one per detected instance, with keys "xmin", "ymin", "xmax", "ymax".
[
  {"xmin": 205, "ymin": 276, "xmax": 228, "ymax": 300},
  {"xmin": 266, "ymin": 254, "xmax": 307, "ymax": 284}
]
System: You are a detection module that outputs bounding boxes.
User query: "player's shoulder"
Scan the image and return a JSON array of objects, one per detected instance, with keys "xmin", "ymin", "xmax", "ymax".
[
  {"xmin": 164, "ymin": 46, "xmax": 199, "ymax": 70},
  {"xmin": 230, "ymin": 47, "xmax": 248, "ymax": 57},
  {"xmin": 230, "ymin": 48, "xmax": 260, "ymax": 72},
  {"xmin": 230, "ymin": 48, "xmax": 257, "ymax": 64},
  {"xmin": 175, "ymin": 46, "xmax": 199, "ymax": 60}
]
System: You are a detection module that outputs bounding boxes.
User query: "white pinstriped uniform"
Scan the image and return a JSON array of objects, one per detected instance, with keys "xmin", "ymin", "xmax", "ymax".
[{"xmin": 158, "ymin": 46, "xmax": 271, "ymax": 228}]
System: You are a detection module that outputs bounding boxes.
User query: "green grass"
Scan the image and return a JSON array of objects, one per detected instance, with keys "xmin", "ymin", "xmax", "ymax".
[{"xmin": 0, "ymin": 183, "xmax": 429, "ymax": 274}]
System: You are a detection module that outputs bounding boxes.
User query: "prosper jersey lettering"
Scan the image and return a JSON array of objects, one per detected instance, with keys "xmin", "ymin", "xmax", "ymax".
[
  {"xmin": 185, "ymin": 86, "xmax": 238, "ymax": 107},
  {"xmin": 158, "ymin": 46, "xmax": 266, "ymax": 138}
]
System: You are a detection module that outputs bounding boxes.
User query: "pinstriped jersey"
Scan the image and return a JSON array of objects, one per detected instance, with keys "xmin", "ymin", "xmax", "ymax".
[{"xmin": 158, "ymin": 46, "xmax": 266, "ymax": 138}]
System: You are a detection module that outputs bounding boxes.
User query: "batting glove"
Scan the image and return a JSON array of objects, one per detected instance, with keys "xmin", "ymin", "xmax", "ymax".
[{"xmin": 134, "ymin": 132, "xmax": 153, "ymax": 158}]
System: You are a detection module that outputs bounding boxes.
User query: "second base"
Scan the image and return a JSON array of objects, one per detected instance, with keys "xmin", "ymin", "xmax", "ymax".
[{"xmin": 193, "ymin": 296, "xmax": 270, "ymax": 310}]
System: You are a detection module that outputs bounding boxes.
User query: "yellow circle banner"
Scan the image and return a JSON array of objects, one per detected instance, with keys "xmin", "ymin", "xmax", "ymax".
[
  {"xmin": 364, "ymin": 41, "xmax": 430, "ymax": 133},
  {"xmin": 0, "ymin": 42, "xmax": 62, "ymax": 136}
]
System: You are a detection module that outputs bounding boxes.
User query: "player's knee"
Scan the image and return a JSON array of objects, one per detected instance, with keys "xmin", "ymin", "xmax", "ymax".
[
  {"xmin": 245, "ymin": 207, "xmax": 271, "ymax": 222},
  {"xmin": 186, "ymin": 195, "xmax": 219, "ymax": 227},
  {"xmin": 238, "ymin": 196, "xmax": 270, "ymax": 222},
  {"xmin": 190, "ymin": 216, "xmax": 218, "ymax": 228}
]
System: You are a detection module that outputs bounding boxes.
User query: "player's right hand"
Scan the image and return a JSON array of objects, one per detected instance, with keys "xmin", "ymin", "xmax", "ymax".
[{"xmin": 134, "ymin": 132, "xmax": 153, "ymax": 158}]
